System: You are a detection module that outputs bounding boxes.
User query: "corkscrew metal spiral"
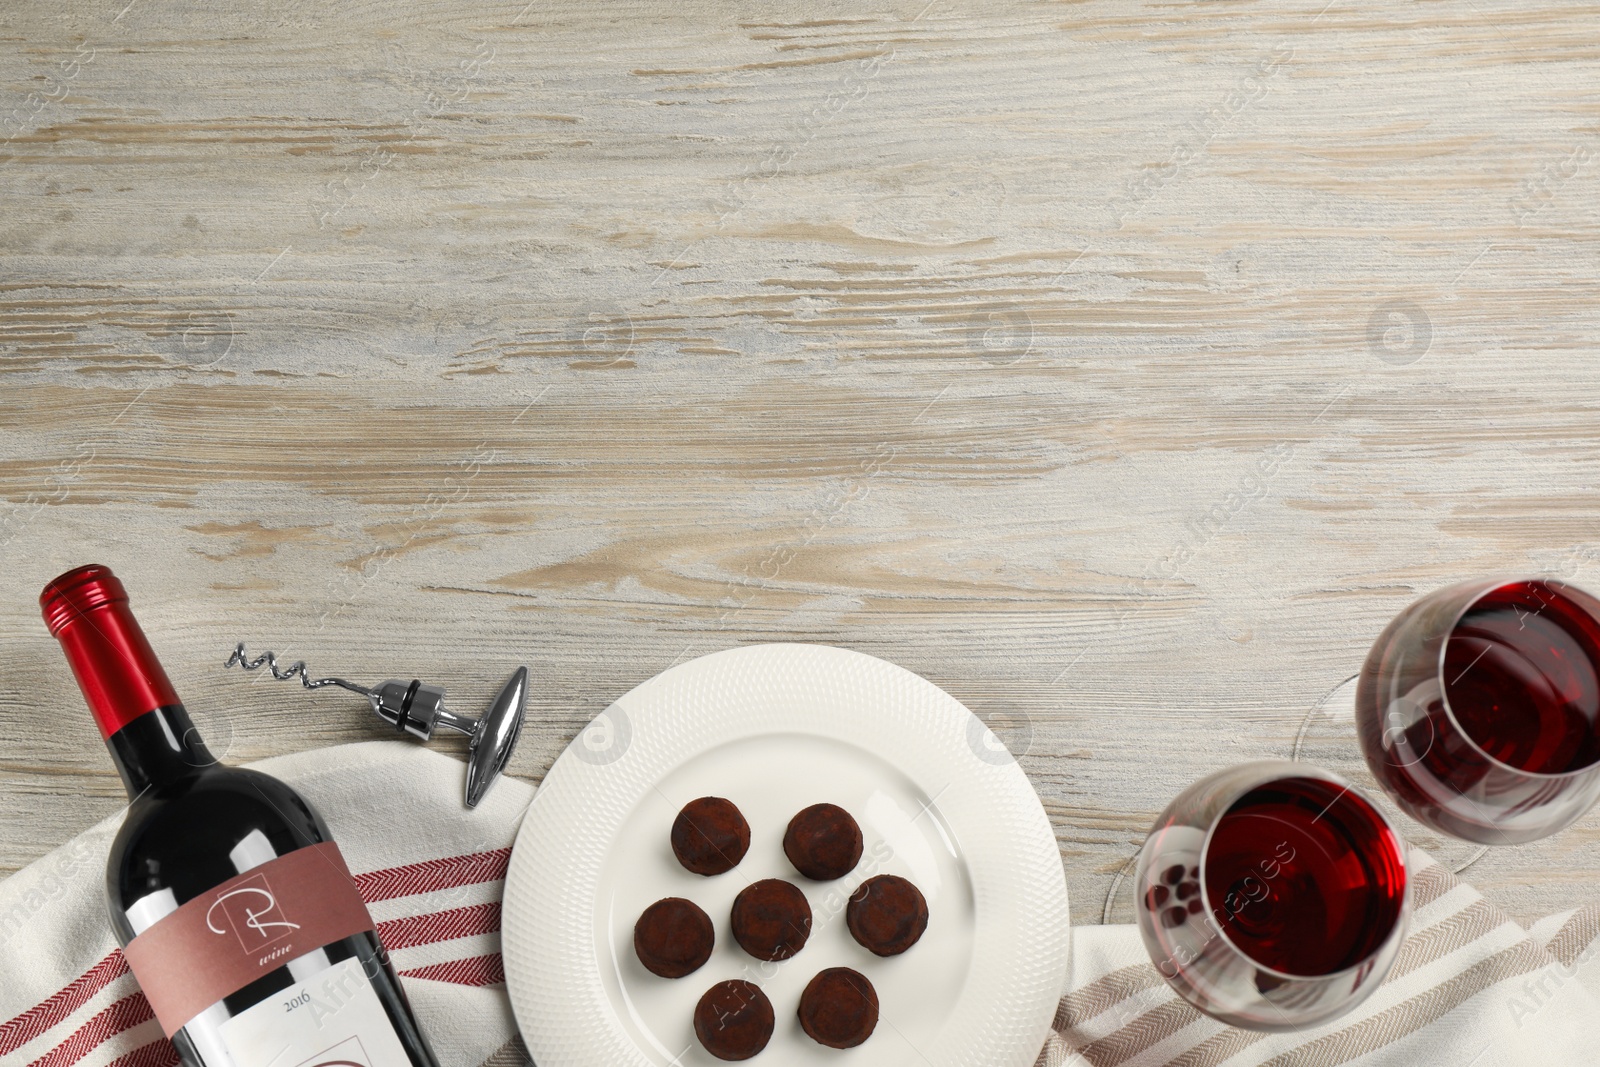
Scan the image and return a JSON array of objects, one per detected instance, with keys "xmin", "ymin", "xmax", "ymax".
[
  {"xmin": 221, "ymin": 642, "xmax": 529, "ymax": 808},
  {"xmin": 225, "ymin": 643, "xmax": 374, "ymax": 698}
]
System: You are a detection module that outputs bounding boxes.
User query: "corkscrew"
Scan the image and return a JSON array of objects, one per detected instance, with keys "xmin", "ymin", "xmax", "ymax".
[{"xmin": 225, "ymin": 644, "xmax": 527, "ymax": 808}]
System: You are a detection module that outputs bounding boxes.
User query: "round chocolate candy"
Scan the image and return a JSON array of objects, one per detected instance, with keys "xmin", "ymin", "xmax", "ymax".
[
  {"xmin": 694, "ymin": 979, "xmax": 775, "ymax": 1061},
  {"xmin": 671, "ymin": 796, "xmax": 751, "ymax": 876},
  {"xmin": 633, "ymin": 897, "xmax": 714, "ymax": 978},
  {"xmin": 730, "ymin": 878, "xmax": 812, "ymax": 961},
  {"xmin": 783, "ymin": 803, "xmax": 863, "ymax": 881},
  {"xmin": 798, "ymin": 967, "xmax": 879, "ymax": 1049},
  {"xmin": 846, "ymin": 874, "xmax": 928, "ymax": 956}
]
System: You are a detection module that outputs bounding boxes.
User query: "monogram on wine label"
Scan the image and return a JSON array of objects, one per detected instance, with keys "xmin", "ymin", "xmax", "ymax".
[
  {"xmin": 205, "ymin": 874, "xmax": 303, "ymax": 953},
  {"xmin": 123, "ymin": 842, "xmax": 378, "ymax": 1037}
]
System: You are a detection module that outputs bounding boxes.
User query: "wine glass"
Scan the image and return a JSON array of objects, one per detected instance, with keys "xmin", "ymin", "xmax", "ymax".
[
  {"xmin": 1354, "ymin": 577, "xmax": 1600, "ymax": 845},
  {"xmin": 1135, "ymin": 760, "xmax": 1410, "ymax": 1030}
]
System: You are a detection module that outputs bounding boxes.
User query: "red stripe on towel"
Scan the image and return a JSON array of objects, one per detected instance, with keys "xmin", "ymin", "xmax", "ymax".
[
  {"xmin": 378, "ymin": 902, "xmax": 502, "ymax": 951},
  {"xmin": 102, "ymin": 1038, "xmax": 179, "ymax": 1067},
  {"xmin": 399, "ymin": 954, "xmax": 505, "ymax": 987},
  {"xmin": 26, "ymin": 994, "xmax": 153, "ymax": 1067},
  {"xmin": 354, "ymin": 849, "xmax": 511, "ymax": 904},
  {"xmin": 0, "ymin": 952, "xmax": 130, "ymax": 1057}
]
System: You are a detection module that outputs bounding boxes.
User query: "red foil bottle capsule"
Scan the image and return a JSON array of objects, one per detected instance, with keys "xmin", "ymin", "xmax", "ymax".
[{"xmin": 41, "ymin": 563, "xmax": 181, "ymax": 738}]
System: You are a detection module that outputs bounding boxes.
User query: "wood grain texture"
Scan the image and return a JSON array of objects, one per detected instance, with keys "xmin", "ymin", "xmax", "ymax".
[{"xmin": 2, "ymin": 0, "xmax": 1599, "ymax": 931}]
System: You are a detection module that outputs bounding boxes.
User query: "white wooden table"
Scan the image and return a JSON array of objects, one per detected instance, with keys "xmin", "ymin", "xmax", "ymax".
[{"xmin": 3, "ymin": 0, "xmax": 1598, "ymax": 930}]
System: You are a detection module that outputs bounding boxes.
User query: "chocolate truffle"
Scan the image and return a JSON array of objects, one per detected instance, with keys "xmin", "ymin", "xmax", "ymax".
[
  {"xmin": 783, "ymin": 803, "xmax": 863, "ymax": 881},
  {"xmin": 798, "ymin": 967, "xmax": 879, "ymax": 1049},
  {"xmin": 730, "ymin": 878, "xmax": 812, "ymax": 961},
  {"xmin": 846, "ymin": 874, "xmax": 928, "ymax": 956},
  {"xmin": 694, "ymin": 979, "xmax": 775, "ymax": 1061},
  {"xmin": 633, "ymin": 897, "xmax": 714, "ymax": 978},
  {"xmin": 672, "ymin": 796, "xmax": 751, "ymax": 876}
]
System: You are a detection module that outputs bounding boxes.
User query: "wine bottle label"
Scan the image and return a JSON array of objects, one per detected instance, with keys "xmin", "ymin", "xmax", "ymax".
[
  {"xmin": 122, "ymin": 842, "xmax": 378, "ymax": 1036},
  {"xmin": 217, "ymin": 957, "xmax": 412, "ymax": 1067}
]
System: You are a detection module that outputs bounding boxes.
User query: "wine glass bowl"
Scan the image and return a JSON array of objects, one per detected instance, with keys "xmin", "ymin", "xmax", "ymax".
[
  {"xmin": 1135, "ymin": 761, "xmax": 1409, "ymax": 1031},
  {"xmin": 1354, "ymin": 577, "xmax": 1600, "ymax": 845}
]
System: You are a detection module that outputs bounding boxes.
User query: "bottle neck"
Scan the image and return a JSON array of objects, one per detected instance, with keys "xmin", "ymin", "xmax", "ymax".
[
  {"xmin": 107, "ymin": 704, "xmax": 217, "ymax": 797},
  {"xmin": 41, "ymin": 565, "xmax": 215, "ymax": 798}
]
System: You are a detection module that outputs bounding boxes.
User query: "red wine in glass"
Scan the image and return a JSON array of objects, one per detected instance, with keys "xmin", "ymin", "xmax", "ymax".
[
  {"xmin": 1355, "ymin": 578, "xmax": 1600, "ymax": 844},
  {"xmin": 1204, "ymin": 776, "xmax": 1406, "ymax": 978},
  {"xmin": 1136, "ymin": 762, "xmax": 1409, "ymax": 1031}
]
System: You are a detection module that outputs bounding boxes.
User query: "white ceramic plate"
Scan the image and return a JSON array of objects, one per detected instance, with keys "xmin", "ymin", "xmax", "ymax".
[{"xmin": 502, "ymin": 644, "xmax": 1069, "ymax": 1067}]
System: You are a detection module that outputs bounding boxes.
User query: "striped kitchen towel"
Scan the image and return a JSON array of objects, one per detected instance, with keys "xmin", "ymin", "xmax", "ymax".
[
  {"xmin": 1040, "ymin": 853, "xmax": 1600, "ymax": 1066},
  {"xmin": 3, "ymin": 742, "xmax": 1597, "ymax": 1067},
  {"xmin": 0, "ymin": 743, "xmax": 527, "ymax": 1067}
]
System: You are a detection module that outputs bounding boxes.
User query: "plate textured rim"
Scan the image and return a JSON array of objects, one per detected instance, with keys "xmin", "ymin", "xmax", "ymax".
[{"xmin": 502, "ymin": 643, "xmax": 1070, "ymax": 1067}]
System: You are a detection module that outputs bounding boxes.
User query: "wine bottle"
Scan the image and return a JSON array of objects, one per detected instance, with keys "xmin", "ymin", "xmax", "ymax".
[{"xmin": 41, "ymin": 564, "xmax": 441, "ymax": 1067}]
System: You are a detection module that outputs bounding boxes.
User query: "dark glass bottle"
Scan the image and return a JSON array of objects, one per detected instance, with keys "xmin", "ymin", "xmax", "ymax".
[{"xmin": 42, "ymin": 565, "xmax": 439, "ymax": 1067}]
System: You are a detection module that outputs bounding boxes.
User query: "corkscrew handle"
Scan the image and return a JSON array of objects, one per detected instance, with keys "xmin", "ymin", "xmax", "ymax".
[{"xmin": 225, "ymin": 643, "xmax": 528, "ymax": 808}]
